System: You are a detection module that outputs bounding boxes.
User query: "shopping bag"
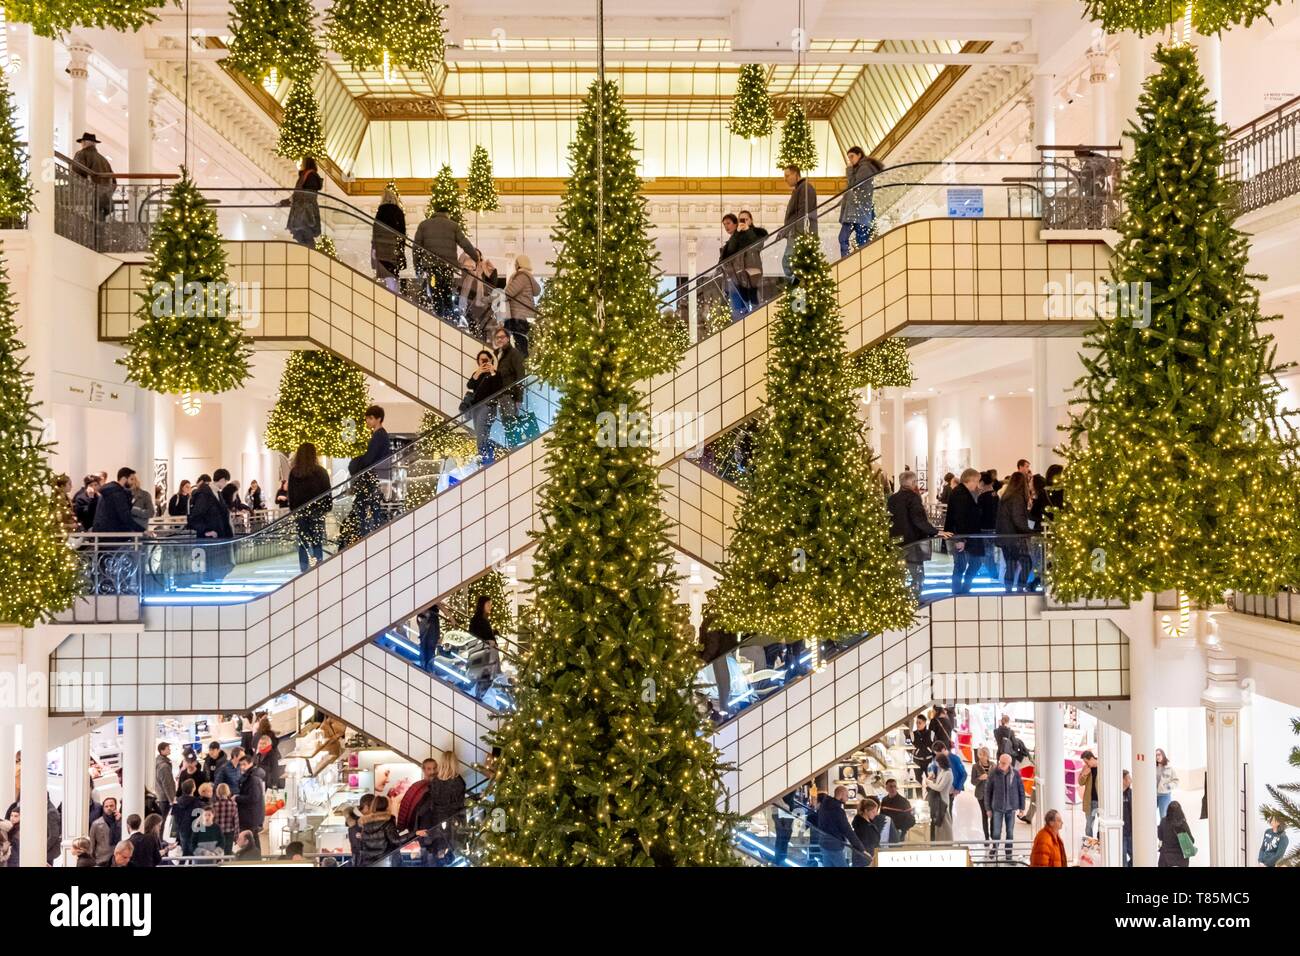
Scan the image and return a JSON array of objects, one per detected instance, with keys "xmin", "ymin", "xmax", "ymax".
[
  {"xmin": 1177, "ymin": 830, "xmax": 1198, "ymax": 859},
  {"xmin": 1077, "ymin": 835, "xmax": 1102, "ymax": 867}
]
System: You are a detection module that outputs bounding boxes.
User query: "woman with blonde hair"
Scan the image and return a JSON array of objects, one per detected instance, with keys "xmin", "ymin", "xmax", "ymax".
[
  {"xmin": 373, "ymin": 183, "xmax": 407, "ymax": 293},
  {"xmin": 503, "ymin": 254, "xmax": 541, "ymax": 357},
  {"xmin": 414, "ymin": 749, "xmax": 467, "ymax": 865}
]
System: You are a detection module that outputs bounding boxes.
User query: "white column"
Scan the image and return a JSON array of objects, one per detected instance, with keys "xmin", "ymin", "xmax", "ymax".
[
  {"xmin": 121, "ymin": 715, "xmax": 151, "ymax": 823},
  {"xmin": 1197, "ymin": 34, "xmax": 1223, "ymax": 125},
  {"xmin": 1129, "ymin": 594, "xmax": 1158, "ymax": 866},
  {"xmin": 135, "ymin": 388, "xmax": 157, "ymax": 479},
  {"xmin": 18, "ymin": 630, "xmax": 50, "ymax": 866},
  {"xmin": 1087, "ymin": 46, "xmax": 1110, "ymax": 145},
  {"xmin": 1118, "ymin": 33, "xmax": 1147, "ymax": 159},
  {"xmin": 1097, "ymin": 717, "xmax": 1125, "ymax": 865},
  {"xmin": 66, "ymin": 41, "xmax": 92, "ymax": 150},
  {"xmin": 127, "ymin": 66, "xmax": 152, "ymax": 173},
  {"xmin": 1032, "ymin": 71, "xmax": 1056, "ymax": 160},
  {"xmin": 0, "ymin": 719, "xmax": 15, "ymax": 815},
  {"xmin": 1202, "ymin": 653, "xmax": 1244, "ymax": 867},
  {"xmin": 25, "ymin": 31, "xmax": 55, "ymax": 413},
  {"xmin": 686, "ymin": 236, "xmax": 699, "ymax": 343},
  {"xmin": 61, "ymin": 734, "xmax": 90, "ymax": 848},
  {"xmin": 867, "ymin": 389, "xmax": 883, "ymax": 456},
  {"xmin": 1032, "ymin": 340, "xmax": 1051, "ymax": 471},
  {"xmin": 1034, "ymin": 702, "xmax": 1065, "ymax": 828},
  {"xmin": 891, "ymin": 392, "xmax": 905, "ymax": 480}
]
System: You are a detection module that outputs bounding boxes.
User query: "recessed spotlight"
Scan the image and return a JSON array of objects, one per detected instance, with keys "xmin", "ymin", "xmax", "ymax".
[{"xmin": 987, "ymin": 394, "xmax": 995, "ymax": 400}]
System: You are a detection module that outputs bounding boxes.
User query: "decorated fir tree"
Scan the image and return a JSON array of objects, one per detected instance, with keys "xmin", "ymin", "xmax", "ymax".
[
  {"xmin": 707, "ymin": 234, "xmax": 916, "ymax": 644},
  {"xmin": 264, "ymin": 350, "xmax": 370, "ymax": 459},
  {"xmin": 478, "ymin": 80, "xmax": 734, "ymax": 867},
  {"xmin": 1048, "ymin": 44, "xmax": 1300, "ymax": 606},
  {"xmin": 325, "ymin": 0, "xmax": 446, "ymax": 73},
  {"xmin": 120, "ymin": 172, "xmax": 252, "ymax": 395},
  {"xmin": 465, "ymin": 145, "xmax": 499, "ymax": 213},
  {"xmin": 405, "ymin": 407, "xmax": 477, "ymax": 509},
  {"xmin": 314, "ymin": 234, "xmax": 338, "ymax": 259},
  {"xmin": 776, "ymin": 100, "xmax": 817, "ymax": 171},
  {"xmin": 4, "ymin": 0, "xmax": 167, "ymax": 37},
  {"xmin": 847, "ymin": 337, "xmax": 914, "ymax": 392},
  {"xmin": 442, "ymin": 568, "xmax": 516, "ymax": 635},
  {"xmin": 0, "ymin": 254, "xmax": 84, "ymax": 625},
  {"xmin": 0, "ymin": 73, "xmax": 33, "ymax": 222},
  {"xmin": 227, "ymin": 0, "xmax": 322, "ymax": 86},
  {"xmin": 728, "ymin": 64, "xmax": 775, "ymax": 140},
  {"xmin": 1260, "ymin": 715, "xmax": 1300, "ymax": 867},
  {"xmin": 425, "ymin": 164, "xmax": 465, "ymax": 226},
  {"xmin": 1082, "ymin": 0, "xmax": 1282, "ymax": 36},
  {"xmin": 277, "ymin": 81, "xmax": 328, "ymax": 161}
]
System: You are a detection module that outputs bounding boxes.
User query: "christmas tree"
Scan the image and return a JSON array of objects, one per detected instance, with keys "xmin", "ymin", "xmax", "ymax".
[
  {"xmin": 728, "ymin": 64, "xmax": 775, "ymax": 140},
  {"xmin": 776, "ymin": 101, "xmax": 817, "ymax": 171},
  {"xmin": 465, "ymin": 145, "xmax": 499, "ymax": 213},
  {"xmin": 325, "ymin": 0, "xmax": 446, "ymax": 73},
  {"xmin": 120, "ymin": 172, "xmax": 252, "ymax": 395},
  {"xmin": 442, "ymin": 568, "xmax": 516, "ymax": 635},
  {"xmin": 227, "ymin": 0, "xmax": 322, "ymax": 86},
  {"xmin": 264, "ymin": 350, "xmax": 371, "ymax": 459},
  {"xmin": 404, "ymin": 408, "xmax": 478, "ymax": 509},
  {"xmin": 0, "ymin": 73, "xmax": 33, "ymax": 222},
  {"xmin": 5, "ymin": 0, "xmax": 165, "ymax": 37},
  {"xmin": 478, "ymin": 80, "xmax": 735, "ymax": 867},
  {"xmin": 1048, "ymin": 44, "xmax": 1300, "ymax": 606},
  {"xmin": 277, "ymin": 81, "xmax": 328, "ymax": 161},
  {"xmin": 0, "ymin": 254, "xmax": 84, "ymax": 626},
  {"xmin": 315, "ymin": 234, "xmax": 338, "ymax": 259},
  {"xmin": 425, "ymin": 164, "xmax": 465, "ymax": 226},
  {"xmin": 1082, "ymin": 0, "xmax": 1282, "ymax": 36},
  {"xmin": 1260, "ymin": 715, "xmax": 1300, "ymax": 867},
  {"xmin": 707, "ymin": 234, "xmax": 916, "ymax": 644}
]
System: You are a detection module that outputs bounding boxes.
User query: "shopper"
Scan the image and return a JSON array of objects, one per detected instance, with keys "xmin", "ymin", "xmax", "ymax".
[
  {"xmin": 166, "ymin": 480, "xmax": 192, "ymax": 517},
  {"xmin": 177, "ymin": 750, "xmax": 207, "ymax": 795},
  {"xmin": 205, "ymin": 742, "xmax": 239, "ymax": 794},
  {"xmin": 1155, "ymin": 748, "xmax": 1179, "ymax": 820},
  {"xmin": 971, "ymin": 747, "xmax": 994, "ymax": 839},
  {"xmin": 347, "ymin": 794, "xmax": 376, "ymax": 860},
  {"xmin": 986, "ymin": 753, "xmax": 1026, "ymax": 862},
  {"xmin": 838, "ymin": 147, "xmax": 882, "ymax": 256},
  {"xmin": 1078, "ymin": 750, "xmax": 1100, "ymax": 837},
  {"xmin": 888, "ymin": 472, "xmax": 949, "ymax": 596},
  {"xmin": 232, "ymin": 830, "xmax": 260, "ymax": 861},
  {"xmin": 995, "ymin": 471, "xmax": 1033, "ymax": 591},
  {"xmin": 468, "ymin": 593, "xmax": 503, "ymax": 698},
  {"xmin": 412, "ymin": 751, "xmax": 467, "ymax": 864},
  {"xmin": 504, "ymin": 255, "xmax": 541, "ymax": 357},
  {"xmin": 234, "ymin": 753, "xmax": 267, "ymax": 837},
  {"xmin": 943, "ymin": 468, "xmax": 984, "ymax": 594},
  {"xmin": 110, "ymin": 840, "xmax": 134, "ymax": 867},
  {"xmin": 211, "ymin": 783, "xmax": 239, "ymax": 853},
  {"xmin": 925, "ymin": 751, "xmax": 955, "ymax": 842},
  {"xmin": 994, "ymin": 713, "xmax": 1015, "ymax": 758},
  {"xmin": 284, "ymin": 156, "xmax": 323, "ymax": 247},
  {"xmin": 851, "ymin": 798, "xmax": 884, "ymax": 866},
  {"xmin": 814, "ymin": 786, "xmax": 869, "ymax": 867},
  {"xmin": 1157, "ymin": 800, "xmax": 1195, "ymax": 867},
  {"xmin": 131, "ymin": 813, "xmax": 164, "ymax": 867},
  {"xmin": 372, "ymin": 184, "xmax": 407, "ymax": 293},
  {"xmin": 348, "ymin": 405, "xmax": 393, "ymax": 538},
  {"xmin": 878, "ymin": 778, "xmax": 914, "ymax": 845},
  {"xmin": 355, "ymin": 794, "xmax": 403, "ymax": 867},
  {"xmin": 187, "ymin": 472, "xmax": 234, "ymax": 582},
  {"xmin": 931, "ymin": 740, "xmax": 965, "ymax": 819},
  {"xmin": 910, "ymin": 713, "xmax": 934, "ymax": 786},
  {"xmin": 492, "ymin": 325, "xmax": 527, "ymax": 444},
  {"xmin": 931, "ymin": 704, "xmax": 954, "ymax": 749},
  {"xmin": 88, "ymin": 796, "xmax": 122, "ymax": 866},
  {"xmin": 153, "ymin": 742, "xmax": 176, "ymax": 834},
  {"xmin": 731, "ymin": 210, "xmax": 769, "ymax": 313},
  {"xmin": 936, "ymin": 472, "xmax": 957, "ymax": 505},
  {"xmin": 1030, "ymin": 809, "xmax": 1068, "ymax": 867},
  {"xmin": 1122, "ymin": 769, "xmax": 1133, "ymax": 867},
  {"xmin": 172, "ymin": 778, "xmax": 201, "ymax": 858},
  {"xmin": 286, "ymin": 441, "xmax": 333, "ymax": 571},
  {"xmin": 1259, "ymin": 815, "xmax": 1290, "ymax": 867},
  {"xmin": 780, "ymin": 165, "xmax": 818, "ymax": 279}
]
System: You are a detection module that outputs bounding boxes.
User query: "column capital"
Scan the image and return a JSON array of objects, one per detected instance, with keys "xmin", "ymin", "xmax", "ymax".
[
  {"xmin": 1201, "ymin": 651, "xmax": 1244, "ymax": 712},
  {"xmin": 1087, "ymin": 48, "xmax": 1110, "ymax": 85},
  {"xmin": 65, "ymin": 41, "xmax": 93, "ymax": 78}
]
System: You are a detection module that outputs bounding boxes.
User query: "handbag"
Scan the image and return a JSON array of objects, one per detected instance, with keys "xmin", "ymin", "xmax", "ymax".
[
  {"xmin": 458, "ymin": 389, "xmax": 476, "ymax": 415},
  {"xmin": 1177, "ymin": 830, "xmax": 1198, "ymax": 858}
]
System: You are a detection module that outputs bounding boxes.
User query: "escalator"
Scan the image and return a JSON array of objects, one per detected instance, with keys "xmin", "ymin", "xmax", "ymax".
[{"xmin": 62, "ymin": 161, "xmax": 1114, "ymax": 722}]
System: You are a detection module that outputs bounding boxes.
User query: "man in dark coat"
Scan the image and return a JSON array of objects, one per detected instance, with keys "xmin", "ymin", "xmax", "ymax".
[
  {"xmin": 813, "ymin": 786, "xmax": 869, "ymax": 867},
  {"xmin": 187, "ymin": 472, "xmax": 234, "ymax": 582},
  {"xmin": 942, "ymin": 468, "xmax": 984, "ymax": 594},
  {"xmin": 234, "ymin": 755, "xmax": 267, "ymax": 835},
  {"xmin": 887, "ymin": 471, "xmax": 950, "ymax": 597},
  {"xmin": 781, "ymin": 165, "xmax": 818, "ymax": 279},
  {"xmin": 90, "ymin": 467, "xmax": 138, "ymax": 534},
  {"xmin": 71, "ymin": 132, "xmax": 115, "ymax": 220},
  {"xmin": 348, "ymin": 404, "xmax": 393, "ymax": 538},
  {"xmin": 492, "ymin": 325, "xmax": 527, "ymax": 443}
]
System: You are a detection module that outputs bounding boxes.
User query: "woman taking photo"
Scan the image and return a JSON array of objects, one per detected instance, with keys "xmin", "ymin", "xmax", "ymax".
[
  {"xmin": 288, "ymin": 442, "xmax": 333, "ymax": 572},
  {"xmin": 925, "ymin": 751, "xmax": 954, "ymax": 843},
  {"xmin": 465, "ymin": 350, "xmax": 500, "ymax": 463}
]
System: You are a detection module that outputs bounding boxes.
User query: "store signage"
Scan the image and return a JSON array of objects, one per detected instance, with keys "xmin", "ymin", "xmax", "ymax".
[
  {"xmin": 52, "ymin": 371, "xmax": 136, "ymax": 413},
  {"xmin": 946, "ymin": 187, "xmax": 984, "ymax": 218},
  {"xmin": 875, "ymin": 846, "xmax": 971, "ymax": 867}
]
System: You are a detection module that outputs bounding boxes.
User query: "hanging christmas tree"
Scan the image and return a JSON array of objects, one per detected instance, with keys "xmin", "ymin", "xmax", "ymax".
[
  {"xmin": 776, "ymin": 100, "xmax": 817, "ymax": 171},
  {"xmin": 325, "ymin": 0, "xmax": 446, "ymax": 73},
  {"xmin": 0, "ymin": 72, "xmax": 33, "ymax": 222},
  {"xmin": 425, "ymin": 164, "xmax": 465, "ymax": 225},
  {"xmin": 0, "ymin": 254, "xmax": 84, "ymax": 626},
  {"xmin": 5, "ymin": 0, "xmax": 167, "ymax": 38},
  {"xmin": 264, "ymin": 350, "xmax": 370, "ymax": 459},
  {"xmin": 227, "ymin": 0, "xmax": 322, "ymax": 87},
  {"xmin": 120, "ymin": 172, "xmax": 252, "ymax": 395},
  {"xmin": 465, "ymin": 145, "xmax": 499, "ymax": 213},
  {"xmin": 1082, "ymin": 0, "xmax": 1282, "ymax": 36},
  {"xmin": 277, "ymin": 81, "xmax": 328, "ymax": 161},
  {"xmin": 479, "ymin": 80, "xmax": 735, "ymax": 867},
  {"xmin": 728, "ymin": 64, "xmax": 775, "ymax": 140},
  {"xmin": 442, "ymin": 568, "xmax": 516, "ymax": 635},
  {"xmin": 846, "ymin": 337, "xmax": 915, "ymax": 391},
  {"xmin": 1259, "ymin": 714, "xmax": 1300, "ymax": 868},
  {"xmin": 707, "ymin": 234, "xmax": 916, "ymax": 643},
  {"xmin": 1048, "ymin": 44, "xmax": 1300, "ymax": 606}
]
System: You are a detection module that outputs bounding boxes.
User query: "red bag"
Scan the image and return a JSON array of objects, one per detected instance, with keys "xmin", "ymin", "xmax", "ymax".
[{"xmin": 396, "ymin": 779, "xmax": 429, "ymax": 832}]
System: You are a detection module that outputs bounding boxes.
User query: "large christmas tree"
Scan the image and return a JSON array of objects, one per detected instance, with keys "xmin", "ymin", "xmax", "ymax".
[
  {"xmin": 264, "ymin": 350, "xmax": 370, "ymax": 458},
  {"xmin": 1048, "ymin": 44, "xmax": 1300, "ymax": 606},
  {"xmin": 120, "ymin": 172, "xmax": 252, "ymax": 395},
  {"xmin": 425, "ymin": 163, "xmax": 465, "ymax": 226},
  {"xmin": 0, "ymin": 74, "xmax": 33, "ymax": 222},
  {"xmin": 277, "ymin": 81, "xmax": 328, "ymax": 161},
  {"xmin": 707, "ymin": 234, "xmax": 916, "ymax": 643},
  {"xmin": 0, "ymin": 255, "xmax": 84, "ymax": 626},
  {"xmin": 479, "ymin": 80, "xmax": 734, "ymax": 867}
]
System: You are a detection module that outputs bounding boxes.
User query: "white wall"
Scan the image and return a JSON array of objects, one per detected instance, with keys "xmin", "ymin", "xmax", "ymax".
[{"xmin": 1247, "ymin": 692, "xmax": 1299, "ymax": 864}]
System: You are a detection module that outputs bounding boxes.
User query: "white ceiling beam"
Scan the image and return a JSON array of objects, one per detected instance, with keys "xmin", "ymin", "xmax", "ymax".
[
  {"xmin": 816, "ymin": 17, "xmax": 1033, "ymax": 41},
  {"xmin": 453, "ymin": 15, "xmax": 732, "ymax": 39},
  {"xmin": 444, "ymin": 48, "xmax": 1038, "ymax": 66}
]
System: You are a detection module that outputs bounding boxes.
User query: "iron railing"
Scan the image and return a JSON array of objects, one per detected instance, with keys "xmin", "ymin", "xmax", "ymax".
[
  {"xmin": 1223, "ymin": 95, "xmax": 1300, "ymax": 215},
  {"xmin": 1227, "ymin": 589, "xmax": 1300, "ymax": 624},
  {"xmin": 53, "ymin": 152, "xmax": 177, "ymax": 253},
  {"xmin": 1035, "ymin": 146, "xmax": 1124, "ymax": 230}
]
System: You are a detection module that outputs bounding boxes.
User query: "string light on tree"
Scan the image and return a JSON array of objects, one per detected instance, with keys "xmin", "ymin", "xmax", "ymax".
[
  {"xmin": 1047, "ymin": 44, "xmax": 1300, "ymax": 606},
  {"xmin": 325, "ymin": 0, "xmax": 446, "ymax": 74},
  {"xmin": 120, "ymin": 171, "xmax": 252, "ymax": 395},
  {"xmin": 1081, "ymin": 0, "xmax": 1283, "ymax": 35},
  {"xmin": 264, "ymin": 350, "xmax": 371, "ymax": 459},
  {"xmin": 465, "ymin": 145, "xmax": 499, "ymax": 213},
  {"xmin": 405, "ymin": 408, "xmax": 477, "ymax": 508},
  {"xmin": 776, "ymin": 100, "xmax": 817, "ymax": 171},
  {"xmin": 425, "ymin": 163, "xmax": 465, "ymax": 225},
  {"xmin": 728, "ymin": 64, "xmax": 775, "ymax": 141},
  {"xmin": 315, "ymin": 234, "xmax": 338, "ymax": 259},
  {"xmin": 227, "ymin": 0, "xmax": 322, "ymax": 87},
  {"xmin": 0, "ymin": 71, "xmax": 32, "ymax": 221},
  {"xmin": 707, "ymin": 235, "xmax": 917, "ymax": 647},
  {"xmin": 3, "ymin": 0, "xmax": 167, "ymax": 38},
  {"xmin": 276, "ymin": 80, "xmax": 327, "ymax": 161},
  {"xmin": 479, "ymin": 79, "xmax": 737, "ymax": 867}
]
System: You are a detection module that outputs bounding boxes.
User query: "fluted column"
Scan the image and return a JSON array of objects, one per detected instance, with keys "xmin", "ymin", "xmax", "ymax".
[
  {"xmin": 66, "ymin": 41, "xmax": 92, "ymax": 150},
  {"xmin": 1202, "ymin": 652, "xmax": 1244, "ymax": 866}
]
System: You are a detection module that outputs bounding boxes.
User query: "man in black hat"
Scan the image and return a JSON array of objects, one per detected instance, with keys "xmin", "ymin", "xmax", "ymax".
[{"xmin": 72, "ymin": 132, "xmax": 115, "ymax": 220}]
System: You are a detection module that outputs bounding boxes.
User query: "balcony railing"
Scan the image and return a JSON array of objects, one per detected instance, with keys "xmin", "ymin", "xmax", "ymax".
[
  {"xmin": 1227, "ymin": 589, "xmax": 1300, "ymax": 625},
  {"xmin": 1033, "ymin": 145, "xmax": 1125, "ymax": 231},
  {"xmin": 53, "ymin": 152, "xmax": 178, "ymax": 253},
  {"xmin": 1224, "ymin": 96, "xmax": 1300, "ymax": 215}
]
